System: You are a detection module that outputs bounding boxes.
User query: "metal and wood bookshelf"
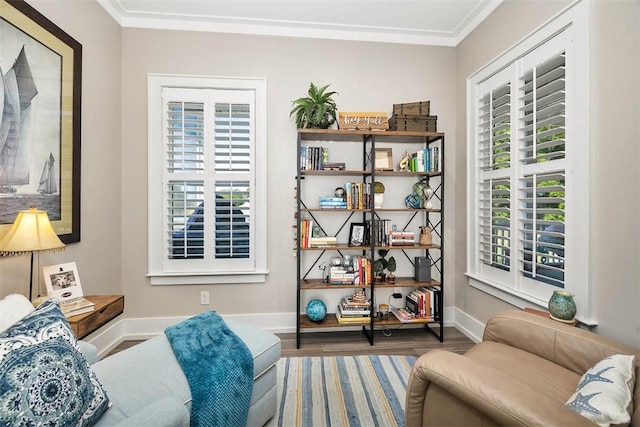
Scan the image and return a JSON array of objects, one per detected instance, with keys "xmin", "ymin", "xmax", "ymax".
[{"xmin": 295, "ymin": 129, "xmax": 445, "ymax": 348}]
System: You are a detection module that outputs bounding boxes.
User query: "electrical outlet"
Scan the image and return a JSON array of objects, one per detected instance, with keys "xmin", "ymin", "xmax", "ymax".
[
  {"xmin": 392, "ymin": 293, "xmax": 403, "ymax": 299},
  {"xmin": 200, "ymin": 291, "xmax": 210, "ymax": 305}
]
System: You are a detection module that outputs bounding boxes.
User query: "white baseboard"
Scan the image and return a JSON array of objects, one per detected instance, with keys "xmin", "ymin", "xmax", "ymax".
[{"xmin": 85, "ymin": 308, "xmax": 485, "ymax": 358}]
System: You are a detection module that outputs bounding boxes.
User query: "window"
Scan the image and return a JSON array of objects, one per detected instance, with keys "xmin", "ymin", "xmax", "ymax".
[
  {"xmin": 467, "ymin": 2, "xmax": 592, "ymax": 321},
  {"xmin": 148, "ymin": 75, "xmax": 267, "ymax": 285}
]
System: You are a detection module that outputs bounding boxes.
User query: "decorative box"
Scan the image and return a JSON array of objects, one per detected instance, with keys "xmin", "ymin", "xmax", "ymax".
[{"xmin": 388, "ymin": 114, "xmax": 437, "ymax": 132}]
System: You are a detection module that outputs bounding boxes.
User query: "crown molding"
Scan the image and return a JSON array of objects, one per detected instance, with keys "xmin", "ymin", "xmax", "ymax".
[{"xmin": 95, "ymin": 0, "xmax": 503, "ymax": 47}]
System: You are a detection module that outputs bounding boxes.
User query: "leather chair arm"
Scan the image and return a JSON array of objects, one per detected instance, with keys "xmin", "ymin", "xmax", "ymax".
[
  {"xmin": 483, "ymin": 310, "xmax": 638, "ymax": 375},
  {"xmin": 406, "ymin": 349, "xmax": 595, "ymax": 427}
]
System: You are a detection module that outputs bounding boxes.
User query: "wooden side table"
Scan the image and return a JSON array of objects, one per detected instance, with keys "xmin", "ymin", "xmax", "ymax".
[
  {"xmin": 67, "ymin": 295, "xmax": 124, "ymax": 339},
  {"xmin": 523, "ymin": 307, "xmax": 577, "ymax": 327}
]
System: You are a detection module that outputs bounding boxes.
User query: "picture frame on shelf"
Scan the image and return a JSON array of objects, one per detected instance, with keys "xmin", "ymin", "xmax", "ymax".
[
  {"xmin": 348, "ymin": 223, "xmax": 366, "ymax": 246},
  {"xmin": 373, "ymin": 148, "xmax": 393, "ymax": 171}
]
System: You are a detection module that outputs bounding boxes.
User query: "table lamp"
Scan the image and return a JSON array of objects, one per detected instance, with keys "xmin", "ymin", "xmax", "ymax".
[{"xmin": 0, "ymin": 207, "xmax": 66, "ymax": 301}]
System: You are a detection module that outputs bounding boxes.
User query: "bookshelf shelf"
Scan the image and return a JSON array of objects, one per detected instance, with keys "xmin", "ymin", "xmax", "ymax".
[{"xmin": 295, "ymin": 128, "xmax": 445, "ymax": 348}]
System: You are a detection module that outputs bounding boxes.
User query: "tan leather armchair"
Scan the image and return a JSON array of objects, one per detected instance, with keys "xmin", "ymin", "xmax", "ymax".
[{"xmin": 406, "ymin": 310, "xmax": 640, "ymax": 427}]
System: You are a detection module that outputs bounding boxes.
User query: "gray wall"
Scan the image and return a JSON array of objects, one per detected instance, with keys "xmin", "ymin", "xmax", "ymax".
[
  {"xmin": 119, "ymin": 30, "xmax": 457, "ymax": 318},
  {"xmin": 0, "ymin": 0, "xmax": 122, "ymax": 299},
  {"xmin": 1, "ymin": 0, "xmax": 637, "ymax": 348},
  {"xmin": 455, "ymin": 0, "xmax": 640, "ymax": 348}
]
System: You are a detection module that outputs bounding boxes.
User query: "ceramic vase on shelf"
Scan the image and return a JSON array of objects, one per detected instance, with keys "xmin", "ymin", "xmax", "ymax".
[
  {"xmin": 374, "ymin": 193, "xmax": 384, "ymax": 209},
  {"xmin": 548, "ymin": 290, "xmax": 576, "ymax": 322}
]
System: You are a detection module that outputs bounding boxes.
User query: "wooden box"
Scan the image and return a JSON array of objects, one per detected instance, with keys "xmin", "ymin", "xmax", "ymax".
[
  {"xmin": 392, "ymin": 101, "xmax": 430, "ymax": 116},
  {"xmin": 388, "ymin": 114, "xmax": 437, "ymax": 132}
]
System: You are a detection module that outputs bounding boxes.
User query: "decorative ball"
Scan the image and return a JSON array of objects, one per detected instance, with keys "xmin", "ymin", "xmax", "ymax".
[
  {"xmin": 405, "ymin": 194, "xmax": 420, "ymax": 209},
  {"xmin": 334, "ymin": 187, "xmax": 346, "ymax": 199},
  {"xmin": 306, "ymin": 299, "xmax": 327, "ymax": 322}
]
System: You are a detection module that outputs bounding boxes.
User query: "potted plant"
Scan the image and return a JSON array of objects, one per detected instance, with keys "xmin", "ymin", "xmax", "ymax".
[
  {"xmin": 386, "ymin": 256, "xmax": 396, "ymax": 283},
  {"xmin": 372, "ymin": 259, "xmax": 385, "ymax": 284},
  {"xmin": 373, "ymin": 181, "xmax": 385, "ymax": 209},
  {"xmin": 290, "ymin": 83, "xmax": 338, "ymax": 129}
]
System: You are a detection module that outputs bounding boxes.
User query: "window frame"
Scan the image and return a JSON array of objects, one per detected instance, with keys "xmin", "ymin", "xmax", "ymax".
[
  {"xmin": 466, "ymin": 1, "xmax": 593, "ymax": 323},
  {"xmin": 147, "ymin": 74, "xmax": 268, "ymax": 285}
]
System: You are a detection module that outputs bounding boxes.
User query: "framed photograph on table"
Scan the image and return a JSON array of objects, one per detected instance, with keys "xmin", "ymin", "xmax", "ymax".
[
  {"xmin": 374, "ymin": 148, "xmax": 393, "ymax": 171},
  {"xmin": 43, "ymin": 262, "xmax": 83, "ymax": 302},
  {"xmin": 0, "ymin": 0, "xmax": 82, "ymax": 243},
  {"xmin": 349, "ymin": 223, "xmax": 366, "ymax": 247}
]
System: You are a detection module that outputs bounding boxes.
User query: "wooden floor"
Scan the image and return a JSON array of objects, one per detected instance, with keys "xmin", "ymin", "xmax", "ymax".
[{"xmin": 108, "ymin": 325, "xmax": 475, "ymax": 358}]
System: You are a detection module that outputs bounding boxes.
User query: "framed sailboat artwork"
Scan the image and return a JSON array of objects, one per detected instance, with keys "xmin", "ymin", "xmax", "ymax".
[{"xmin": 0, "ymin": 0, "xmax": 81, "ymax": 243}]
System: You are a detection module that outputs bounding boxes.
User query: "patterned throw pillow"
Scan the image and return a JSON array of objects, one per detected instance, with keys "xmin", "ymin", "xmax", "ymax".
[
  {"xmin": 565, "ymin": 354, "xmax": 636, "ymax": 427},
  {"xmin": 0, "ymin": 299, "xmax": 110, "ymax": 426}
]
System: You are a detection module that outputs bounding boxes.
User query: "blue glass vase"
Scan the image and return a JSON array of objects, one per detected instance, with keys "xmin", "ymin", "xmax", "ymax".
[
  {"xmin": 548, "ymin": 290, "xmax": 576, "ymax": 322},
  {"xmin": 306, "ymin": 299, "xmax": 327, "ymax": 322}
]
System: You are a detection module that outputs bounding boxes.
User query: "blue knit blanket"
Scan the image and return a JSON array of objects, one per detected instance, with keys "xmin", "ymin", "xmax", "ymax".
[{"xmin": 165, "ymin": 311, "xmax": 254, "ymax": 427}]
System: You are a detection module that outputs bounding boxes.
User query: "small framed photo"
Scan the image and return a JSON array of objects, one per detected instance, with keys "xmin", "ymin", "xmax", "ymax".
[
  {"xmin": 374, "ymin": 148, "xmax": 393, "ymax": 171},
  {"xmin": 349, "ymin": 222, "xmax": 366, "ymax": 246},
  {"xmin": 43, "ymin": 262, "xmax": 84, "ymax": 302}
]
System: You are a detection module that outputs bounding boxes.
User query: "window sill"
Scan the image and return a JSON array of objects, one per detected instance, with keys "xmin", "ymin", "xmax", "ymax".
[
  {"xmin": 466, "ymin": 273, "xmax": 597, "ymax": 327},
  {"xmin": 148, "ymin": 270, "xmax": 269, "ymax": 285}
]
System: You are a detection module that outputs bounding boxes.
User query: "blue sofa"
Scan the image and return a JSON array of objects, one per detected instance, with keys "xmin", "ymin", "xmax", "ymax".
[
  {"xmin": 0, "ymin": 294, "xmax": 281, "ymax": 427},
  {"xmin": 86, "ymin": 319, "xmax": 281, "ymax": 426}
]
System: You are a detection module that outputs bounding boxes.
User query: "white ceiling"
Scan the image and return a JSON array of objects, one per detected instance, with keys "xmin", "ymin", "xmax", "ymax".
[{"xmin": 96, "ymin": 0, "xmax": 504, "ymax": 46}]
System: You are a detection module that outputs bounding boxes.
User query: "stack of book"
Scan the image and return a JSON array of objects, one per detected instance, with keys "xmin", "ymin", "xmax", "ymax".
[
  {"xmin": 404, "ymin": 286, "xmax": 442, "ymax": 321},
  {"xmin": 60, "ymin": 297, "xmax": 95, "ymax": 318},
  {"xmin": 319, "ymin": 197, "xmax": 347, "ymax": 209},
  {"xmin": 389, "ymin": 231, "xmax": 416, "ymax": 246},
  {"xmin": 329, "ymin": 267, "xmax": 355, "ymax": 284},
  {"xmin": 309, "ymin": 236, "xmax": 337, "ymax": 247},
  {"xmin": 336, "ymin": 296, "xmax": 371, "ymax": 324}
]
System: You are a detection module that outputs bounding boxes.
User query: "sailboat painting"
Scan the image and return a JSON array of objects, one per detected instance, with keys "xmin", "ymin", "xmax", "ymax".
[{"xmin": 0, "ymin": 14, "xmax": 63, "ymax": 225}]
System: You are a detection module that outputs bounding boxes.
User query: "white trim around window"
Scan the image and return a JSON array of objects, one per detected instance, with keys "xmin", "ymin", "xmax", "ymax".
[
  {"xmin": 466, "ymin": 0, "xmax": 595, "ymax": 324},
  {"xmin": 147, "ymin": 74, "xmax": 268, "ymax": 285}
]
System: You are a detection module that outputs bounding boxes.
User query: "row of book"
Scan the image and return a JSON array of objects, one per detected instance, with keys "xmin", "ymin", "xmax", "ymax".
[
  {"xmin": 299, "ymin": 219, "xmax": 338, "ymax": 248},
  {"xmin": 405, "ymin": 286, "xmax": 442, "ymax": 320},
  {"xmin": 344, "ymin": 182, "xmax": 371, "ymax": 210},
  {"xmin": 330, "ymin": 256, "xmax": 371, "ymax": 285},
  {"xmin": 407, "ymin": 147, "xmax": 441, "ymax": 173},
  {"xmin": 300, "ymin": 146, "xmax": 346, "ymax": 171}
]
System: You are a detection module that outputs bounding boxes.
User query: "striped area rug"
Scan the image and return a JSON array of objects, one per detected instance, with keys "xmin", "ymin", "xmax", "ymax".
[{"xmin": 266, "ymin": 355, "xmax": 417, "ymax": 427}]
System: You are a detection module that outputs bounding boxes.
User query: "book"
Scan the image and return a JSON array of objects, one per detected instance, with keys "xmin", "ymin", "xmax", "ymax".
[
  {"xmin": 61, "ymin": 298, "xmax": 95, "ymax": 317},
  {"xmin": 335, "ymin": 312, "xmax": 370, "ymax": 324},
  {"xmin": 391, "ymin": 306, "xmax": 432, "ymax": 323}
]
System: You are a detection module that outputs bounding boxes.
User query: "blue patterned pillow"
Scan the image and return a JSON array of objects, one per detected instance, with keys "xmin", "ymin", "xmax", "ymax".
[
  {"xmin": 0, "ymin": 299, "xmax": 110, "ymax": 426},
  {"xmin": 565, "ymin": 354, "xmax": 636, "ymax": 427}
]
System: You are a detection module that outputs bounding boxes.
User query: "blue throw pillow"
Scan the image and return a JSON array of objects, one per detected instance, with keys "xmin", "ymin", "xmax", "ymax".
[{"xmin": 0, "ymin": 299, "xmax": 110, "ymax": 426}]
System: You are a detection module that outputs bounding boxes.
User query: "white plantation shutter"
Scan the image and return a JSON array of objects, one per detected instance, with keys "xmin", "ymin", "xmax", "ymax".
[
  {"xmin": 476, "ymin": 73, "xmax": 512, "ymax": 277},
  {"xmin": 517, "ymin": 51, "xmax": 567, "ymax": 289},
  {"xmin": 468, "ymin": 4, "xmax": 589, "ymax": 317},
  {"xmin": 149, "ymin": 76, "xmax": 267, "ymax": 284},
  {"xmin": 519, "ymin": 53, "xmax": 566, "ymax": 165},
  {"xmin": 478, "ymin": 178, "xmax": 511, "ymax": 269},
  {"xmin": 519, "ymin": 172, "xmax": 565, "ymax": 287}
]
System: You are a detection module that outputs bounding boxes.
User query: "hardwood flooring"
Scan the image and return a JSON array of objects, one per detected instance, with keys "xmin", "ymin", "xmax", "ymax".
[{"xmin": 107, "ymin": 326, "xmax": 475, "ymax": 358}]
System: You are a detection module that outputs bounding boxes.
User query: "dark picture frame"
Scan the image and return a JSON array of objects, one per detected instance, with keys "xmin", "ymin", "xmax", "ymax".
[
  {"xmin": 348, "ymin": 222, "xmax": 366, "ymax": 247},
  {"xmin": 0, "ymin": 0, "xmax": 82, "ymax": 243}
]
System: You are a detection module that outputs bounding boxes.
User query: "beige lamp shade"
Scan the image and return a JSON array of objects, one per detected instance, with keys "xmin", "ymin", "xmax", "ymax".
[{"xmin": 0, "ymin": 207, "xmax": 65, "ymax": 255}]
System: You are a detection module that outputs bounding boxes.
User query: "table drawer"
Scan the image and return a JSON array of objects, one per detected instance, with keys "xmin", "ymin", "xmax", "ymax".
[{"xmin": 70, "ymin": 296, "xmax": 124, "ymax": 339}]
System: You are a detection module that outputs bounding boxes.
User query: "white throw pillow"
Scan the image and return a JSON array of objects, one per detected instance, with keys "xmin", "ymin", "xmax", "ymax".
[
  {"xmin": 0, "ymin": 293, "xmax": 34, "ymax": 333},
  {"xmin": 565, "ymin": 353, "xmax": 636, "ymax": 427}
]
